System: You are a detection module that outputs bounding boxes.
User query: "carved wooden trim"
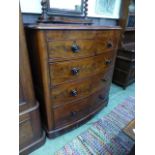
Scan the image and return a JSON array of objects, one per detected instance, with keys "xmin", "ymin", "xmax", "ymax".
[{"xmin": 83, "ymin": 0, "xmax": 88, "ymax": 18}]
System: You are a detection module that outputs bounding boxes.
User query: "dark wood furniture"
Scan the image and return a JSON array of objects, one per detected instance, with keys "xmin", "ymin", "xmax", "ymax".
[
  {"xmin": 19, "ymin": 9, "xmax": 45, "ymax": 154},
  {"xmin": 113, "ymin": 0, "xmax": 135, "ymax": 89},
  {"xmin": 123, "ymin": 119, "xmax": 135, "ymax": 155},
  {"xmin": 25, "ymin": 24, "xmax": 121, "ymax": 138},
  {"xmin": 123, "ymin": 119, "xmax": 135, "ymax": 140},
  {"xmin": 38, "ymin": 0, "xmax": 91, "ymax": 24},
  {"xmin": 112, "ymin": 41, "xmax": 135, "ymax": 89}
]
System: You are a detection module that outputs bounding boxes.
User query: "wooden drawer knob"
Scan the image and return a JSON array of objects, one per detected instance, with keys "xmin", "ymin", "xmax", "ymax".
[
  {"xmin": 71, "ymin": 67, "xmax": 80, "ymax": 75},
  {"xmin": 101, "ymin": 79, "xmax": 107, "ymax": 82},
  {"xmin": 105, "ymin": 59, "xmax": 112, "ymax": 65},
  {"xmin": 107, "ymin": 41, "xmax": 113, "ymax": 48},
  {"xmin": 99, "ymin": 95, "xmax": 106, "ymax": 100},
  {"xmin": 71, "ymin": 89, "xmax": 78, "ymax": 96},
  {"xmin": 70, "ymin": 111, "xmax": 77, "ymax": 117},
  {"xmin": 71, "ymin": 42, "xmax": 80, "ymax": 53}
]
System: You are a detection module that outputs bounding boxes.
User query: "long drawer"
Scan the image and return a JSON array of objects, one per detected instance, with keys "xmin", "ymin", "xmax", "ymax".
[
  {"xmin": 47, "ymin": 38, "xmax": 117, "ymax": 62},
  {"xmin": 53, "ymin": 89, "xmax": 109, "ymax": 128},
  {"xmin": 45, "ymin": 30, "xmax": 118, "ymax": 41},
  {"xmin": 51, "ymin": 69, "xmax": 112, "ymax": 107},
  {"xmin": 49, "ymin": 51, "xmax": 115, "ymax": 86}
]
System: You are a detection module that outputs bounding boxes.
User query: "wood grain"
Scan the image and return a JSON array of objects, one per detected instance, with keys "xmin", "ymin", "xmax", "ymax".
[
  {"xmin": 19, "ymin": 118, "xmax": 33, "ymax": 148},
  {"xmin": 51, "ymin": 70, "xmax": 112, "ymax": 107},
  {"xmin": 45, "ymin": 30, "xmax": 117, "ymax": 41},
  {"xmin": 19, "ymin": 7, "xmax": 45, "ymax": 154},
  {"xmin": 47, "ymin": 38, "xmax": 117, "ymax": 62},
  {"xmin": 19, "ymin": 7, "xmax": 36, "ymax": 112},
  {"xmin": 53, "ymin": 88, "xmax": 109, "ymax": 128},
  {"xmin": 49, "ymin": 51, "xmax": 115, "ymax": 86},
  {"xmin": 123, "ymin": 119, "xmax": 135, "ymax": 140}
]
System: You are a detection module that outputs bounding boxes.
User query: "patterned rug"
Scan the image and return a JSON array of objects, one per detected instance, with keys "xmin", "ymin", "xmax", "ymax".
[{"xmin": 55, "ymin": 97, "xmax": 135, "ymax": 155}]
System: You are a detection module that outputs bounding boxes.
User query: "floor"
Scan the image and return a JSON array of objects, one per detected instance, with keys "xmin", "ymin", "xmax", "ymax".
[{"xmin": 30, "ymin": 83, "xmax": 135, "ymax": 155}]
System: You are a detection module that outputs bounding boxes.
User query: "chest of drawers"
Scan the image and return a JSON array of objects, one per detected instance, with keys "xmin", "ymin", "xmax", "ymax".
[
  {"xmin": 26, "ymin": 24, "xmax": 121, "ymax": 138},
  {"xmin": 113, "ymin": 31, "xmax": 135, "ymax": 89}
]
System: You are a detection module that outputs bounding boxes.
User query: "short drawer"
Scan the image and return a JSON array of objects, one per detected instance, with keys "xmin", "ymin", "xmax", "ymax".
[
  {"xmin": 51, "ymin": 72, "xmax": 111, "ymax": 107},
  {"xmin": 49, "ymin": 51, "xmax": 115, "ymax": 86},
  {"xmin": 47, "ymin": 39, "xmax": 117, "ymax": 61},
  {"xmin": 45, "ymin": 30, "xmax": 117, "ymax": 41}
]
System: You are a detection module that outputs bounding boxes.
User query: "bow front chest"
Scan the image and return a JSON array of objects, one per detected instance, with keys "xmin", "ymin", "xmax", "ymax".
[{"xmin": 26, "ymin": 24, "xmax": 121, "ymax": 138}]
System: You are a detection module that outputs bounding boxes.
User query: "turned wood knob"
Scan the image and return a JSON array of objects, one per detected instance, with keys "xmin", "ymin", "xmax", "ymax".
[
  {"xmin": 70, "ymin": 111, "xmax": 77, "ymax": 117},
  {"xmin": 105, "ymin": 59, "xmax": 112, "ymax": 65},
  {"xmin": 99, "ymin": 95, "xmax": 106, "ymax": 100},
  {"xmin": 107, "ymin": 42, "xmax": 113, "ymax": 48},
  {"xmin": 71, "ymin": 42, "xmax": 80, "ymax": 53},
  {"xmin": 71, "ymin": 89, "xmax": 78, "ymax": 96},
  {"xmin": 101, "ymin": 79, "xmax": 107, "ymax": 82},
  {"xmin": 71, "ymin": 68, "xmax": 80, "ymax": 75}
]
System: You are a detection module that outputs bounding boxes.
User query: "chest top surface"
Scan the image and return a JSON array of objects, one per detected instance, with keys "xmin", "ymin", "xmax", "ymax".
[{"xmin": 26, "ymin": 23, "xmax": 121, "ymax": 30}]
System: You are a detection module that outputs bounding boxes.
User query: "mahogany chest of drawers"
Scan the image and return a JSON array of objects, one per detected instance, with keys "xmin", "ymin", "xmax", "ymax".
[{"xmin": 26, "ymin": 24, "xmax": 121, "ymax": 138}]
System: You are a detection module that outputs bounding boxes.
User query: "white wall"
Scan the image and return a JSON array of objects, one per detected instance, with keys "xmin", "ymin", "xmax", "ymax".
[{"xmin": 20, "ymin": 0, "xmax": 41, "ymax": 13}]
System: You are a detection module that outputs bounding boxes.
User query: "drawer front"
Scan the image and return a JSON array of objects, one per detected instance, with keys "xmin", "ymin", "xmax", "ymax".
[
  {"xmin": 49, "ymin": 51, "xmax": 115, "ymax": 86},
  {"xmin": 53, "ymin": 98, "xmax": 90, "ymax": 128},
  {"xmin": 51, "ymin": 72, "xmax": 111, "ymax": 107},
  {"xmin": 19, "ymin": 116, "xmax": 33, "ymax": 148},
  {"xmin": 113, "ymin": 69, "xmax": 128, "ymax": 83},
  {"xmin": 89, "ymin": 88, "xmax": 109, "ymax": 112},
  {"xmin": 115, "ymin": 58, "xmax": 135, "ymax": 71},
  {"xmin": 53, "ymin": 89, "xmax": 108, "ymax": 128},
  {"xmin": 89, "ymin": 69, "xmax": 113, "ymax": 111},
  {"xmin": 45, "ymin": 30, "xmax": 118, "ymax": 41},
  {"xmin": 47, "ymin": 39, "xmax": 117, "ymax": 61},
  {"xmin": 118, "ymin": 49, "xmax": 135, "ymax": 60}
]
